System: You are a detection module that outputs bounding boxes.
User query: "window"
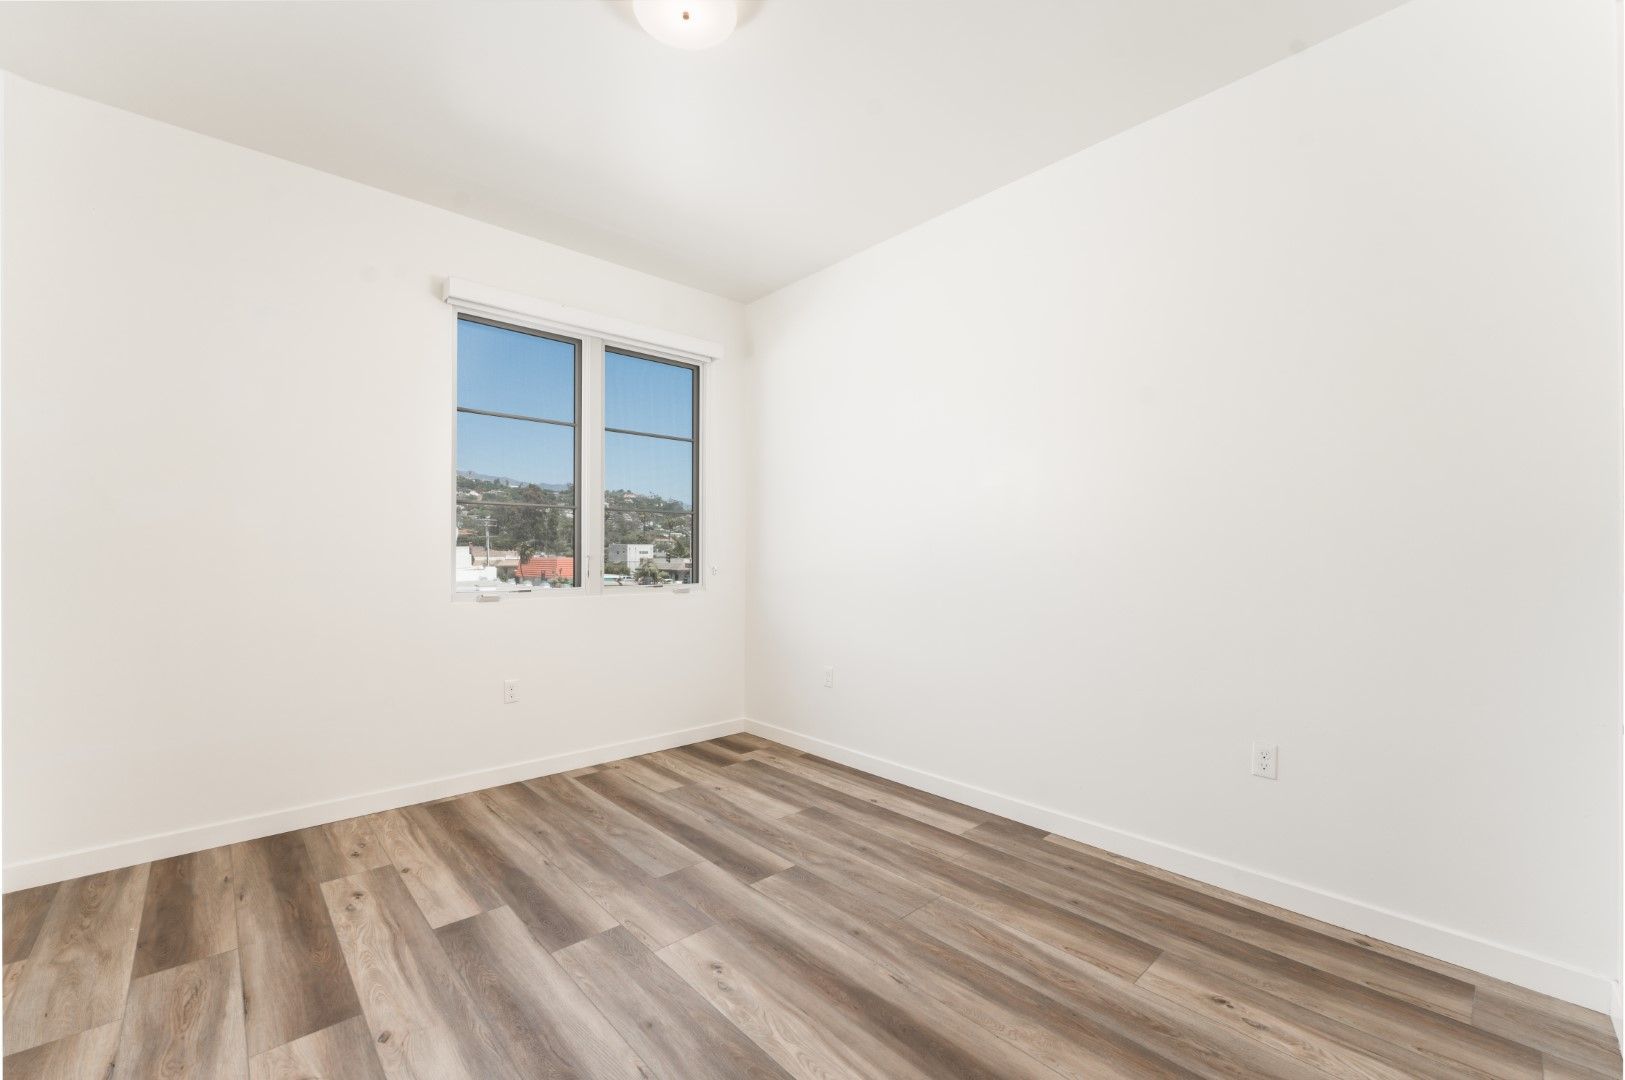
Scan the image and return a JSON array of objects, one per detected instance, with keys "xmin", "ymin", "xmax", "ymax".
[
  {"xmin": 603, "ymin": 349, "xmax": 698, "ymax": 588},
  {"xmin": 455, "ymin": 317, "xmax": 580, "ymax": 592},
  {"xmin": 451, "ymin": 301, "xmax": 703, "ymax": 598}
]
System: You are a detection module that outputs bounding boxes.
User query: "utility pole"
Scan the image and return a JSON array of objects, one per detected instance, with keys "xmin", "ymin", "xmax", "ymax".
[{"xmin": 482, "ymin": 515, "xmax": 493, "ymax": 566}]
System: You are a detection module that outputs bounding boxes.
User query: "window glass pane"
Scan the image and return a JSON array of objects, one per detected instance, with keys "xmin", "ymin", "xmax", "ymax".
[
  {"xmin": 457, "ymin": 319, "xmax": 575, "ymax": 422},
  {"xmin": 605, "ymin": 431, "xmax": 692, "ymax": 510},
  {"xmin": 604, "ymin": 511, "xmax": 692, "ymax": 587},
  {"xmin": 605, "ymin": 351, "xmax": 693, "ymax": 438},
  {"xmin": 457, "ymin": 412, "xmax": 574, "ymax": 503},
  {"xmin": 456, "ymin": 503, "xmax": 577, "ymax": 589}
]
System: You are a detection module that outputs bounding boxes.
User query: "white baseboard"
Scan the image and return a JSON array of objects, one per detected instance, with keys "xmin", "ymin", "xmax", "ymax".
[
  {"xmin": 746, "ymin": 719, "xmax": 1616, "ymax": 1015},
  {"xmin": 1612, "ymin": 981, "xmax": 1622, "ymax": 1045},
  {"xmin": 2, "ymin": 719, "xmax": 747, "ymax": 892}
]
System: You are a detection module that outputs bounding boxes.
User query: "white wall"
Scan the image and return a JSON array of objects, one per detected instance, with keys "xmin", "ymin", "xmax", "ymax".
[
  {"xmin": 745, "ymin": 0, "xmax": 1622, "ymax": 1009},
  {"xmin": 1, "ymin": 75, "xmax": 750, "ymax": 885}
]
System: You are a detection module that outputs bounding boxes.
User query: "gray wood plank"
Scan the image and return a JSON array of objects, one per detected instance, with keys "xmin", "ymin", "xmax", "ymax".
[
  {"xmin": 437, "ymin": 906, "xmax": 653, "ymax": 1078},
  {"xmin": 788, "ymin": 805, "xmax": 1161, "ymax": 980},
  {"xmin": 523, "ymin": 773, "xmax": 704, "ymax": 877},
  {"xmin": 660, "ymin": 921, "xmax": 930, "ymax": 1080},
  {"xmin": 906, "ymin": 897, "xmax": 1331, "ymax": 1080},
  {"xmin": 664, "ymin": 859, "xmax": 1060, "ymax": 1080},
  {"xmin": 1475, "ymin": 982, "xmax": 1623, "ymax": 1077},
  {"xmin": 322, "ymin": 866, "xmax": 520, "ymax": 1080},
  {"xmin": 301, "ymin": 816, "xmax": 393, "ymax": 883},
  {"xmin": 481, "ymin": 782, "xmax": 711, "ymax": 951},
  {"xmin": 113, "ymin": 950, "xmax": 247, "ymax": 1079},
  {"xmin": 751, "ymin": 749, "xmax": 990, "ymax": 833},
  {"xmin": 372, "ymin": 805, "xmax": 499, "ymax": 928},
  {"xmin": 424, "ymin": 793, "xmax": 617, "ymax": 952},
  {"xmin": 754, "ymin": 865, "xmax": 1189, "ymax": 1078},
  {"xmin": 1, "ymin": 885, "xmax": 60, "ymax": 965},
  {"xmin": 663, "ymin": 780, "xmax": 937, "ymax": 917},
  {"xmin": 1, "ymin": 1020, "xmax": 121, "ymax": 1080},
  {"xmin": 555, "ymin": 925, "xmax": 790, "ymax": 1080},
  {"xmin": 3, "ymin": 864, "xmax": 148, "ymax": 1055},
  {"xmin": 249, "ymin": 1016, "xmax": 388, "ymax": 1080},
  {"xmin": 574, "ymin": 770, "xmax": 792, "ymax": 883},
  {"xmin": 232, "ymin": 832, "xmax": 362, "ymax": 1056},
  {"xmin": 713, "ymin": 733, "xmax": 777, "ymax": 754},
  {"xmin": 132, "ymin": 845, "xmax": 236, "ymax": 978},
  {"xmin": 962, "ymin": 818, "xmax": 1476, "ymax": 1021}
]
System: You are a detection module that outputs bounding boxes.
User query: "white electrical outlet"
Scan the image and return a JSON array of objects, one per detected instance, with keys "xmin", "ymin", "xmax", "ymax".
[
  {"xmin": 503, "ymin": 679, "xmax": 519, "ymax": 705},
  {"xmin": 1251, "ymin": 742, "xmax": 1278, "ymax": 780},
  {"xmin": 822, "ymin": 666, "xmax": 835, "ymax": 688}
]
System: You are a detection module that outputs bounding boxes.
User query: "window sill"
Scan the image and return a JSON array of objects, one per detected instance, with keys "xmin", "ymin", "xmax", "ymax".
[{"xmin": 451, "ymin": 583, "xmax": 704, "ymax": 603}]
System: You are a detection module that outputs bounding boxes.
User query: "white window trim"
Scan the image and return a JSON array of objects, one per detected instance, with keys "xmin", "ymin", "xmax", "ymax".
[
  {"xmin": 446, "ymin": 278, "xmax": 715, "ymax": 602},
  {"xmin": 444, "ymin": 278, "xmax": 723, "ymax": 366}
]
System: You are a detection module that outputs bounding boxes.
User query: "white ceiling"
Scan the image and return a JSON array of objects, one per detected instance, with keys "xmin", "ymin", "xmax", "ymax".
[{"xmin": 0, "ymin": 0, "xmax": 1404, "ymax": 301}]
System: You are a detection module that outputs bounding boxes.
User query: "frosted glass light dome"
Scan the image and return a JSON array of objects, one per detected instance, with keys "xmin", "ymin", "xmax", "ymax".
[{"xmin": 633, "ymin": 0, "xmax": 738, "ymax": 50}]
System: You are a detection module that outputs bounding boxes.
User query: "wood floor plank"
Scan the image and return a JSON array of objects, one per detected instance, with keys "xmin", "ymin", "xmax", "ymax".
[
  {"xmin": 948, "ymin": 825, "xmax": 1547, "ymax": 1079},
  {"xmin": 232, "ymin": 832, "xmax": 362, "ymax": 1056},
  {"xmin": 554, "ymin": 924, "xmax": 791, "ymax": 1080},
  {"xmin": 664, "ymin": 780, "xmax": 938, "ymax": 917},
  {"xmin": 3, "ymin": 961, "xmax": 24, "ymax": 1013},
  {"xmin": 942, "ymin": 820, "xmax": 1543, "ymax": 1079},
  {"xmin": 906, "ymin": 897, "xmax": 1331, "ymax": 1080},
  {"xmin": 754, "ymin": 865, "xmax": 1191, "ymax": 1078},
  {"xmin": 668, "ymin": 762, "xmax": 805, "ymax": 819},
  {"xmin": 524, "ymin": 772, "xmax": 704, "ymax": 877},
  {"xmin": 1138, "ymin": 953, "xmax": 1461, "ymax": 1080},
  {"xmin": 724, "ymin": 759, "xmax": 982, "ymax": 863},
  {"xmin": 3, "ymin": 864, "xmax": 148, "ymax": 1055},
  {"xmin": 678, "ymin": 740, "xmax": 749, "ymax": 766},
  {"xmin": 661, "ymin": 921, "xmax": 933, "ymax": 1079},
  {"xmin": 1042, "ymin": 828, "xmax": 1519, "ymax": 1013},
  {"xmin": 481, "ymin": 782, "xmax": 711, "ymax": 951},
  {"xmin": 302, "ymin": 816, "xmax": 394, "ymax": 883},
  {"xmin": 1475, "ymin": 982, "xmax": 1623, "ymax": 1077},
  {"xmin": 424, "ymin": 793, "xmax": 617, "ymax": 952},
  {"xmin": 789, "ymin": 805, "xmax": 1161, "ymax": 980},
  {"xmin": 1, "ymin": 1020, "xmax": 121, "ymax": 1080},
  {"xmin": 114, "ymin": 949, "xmax": 247, "ymax": 1079},
  {"xmin": 372, "ymin": 805, "xmax": 499, "ymax": 928},
  {"xmin": 962, "ymin": 818, "xmax": 1476, "ymax": 1021},
  {"xmin": 596, "ymin": 754, "xmax": 690, "ymax": 793},
  {"xmin": 436, "ymin": 906, "xmax": 653, "ymax": 1078},
  {"xmin": 637, "ymin": 747, "xmax": 733, "ymax": 785},
  {"xmin": 1543, "ymin": 1055, "xmax": 1623, "ymax": 1080},
  {"xmin": 249, "ymin": 1016, "xmax": 388, "ymax": 1080},
  {"xmin": 132, "ymin": 845, "xmax": 236, "ymax": 978},
  {"xmin": 2, "ymin": 885, "xmax": 60, "ymax": 965},
  {"xmin": 322, "ymin": 866, "xmax": 519, "ymax": 1080},
  {"xmin": 713, "ymin": 733, "xmax": 778, "ymax": 754},
  {"xmin": 751, "ymin": 749, "xmax": 991, "ymax": 834},
  {"xmin": 664, "ymin": 859, "xmax": 1060, "ymax": 1080},
  {"xmin": 575, "ymin": 770, "xmax": 793, "ymax": 883}
]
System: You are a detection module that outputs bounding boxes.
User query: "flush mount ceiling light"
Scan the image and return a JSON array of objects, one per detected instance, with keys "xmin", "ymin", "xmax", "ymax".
[{"xmin": 633, "ymin": 0, "xmax": 738, "ymax": 50}]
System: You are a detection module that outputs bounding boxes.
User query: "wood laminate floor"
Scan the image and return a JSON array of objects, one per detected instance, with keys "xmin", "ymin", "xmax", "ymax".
[{"xmin": 2, "ymin": 734, "xmax": 1618, "ymax": 1079}]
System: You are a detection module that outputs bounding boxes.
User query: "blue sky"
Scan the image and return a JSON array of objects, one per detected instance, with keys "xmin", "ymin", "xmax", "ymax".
[{"xmin": 457, "ymin": 321, "xmax": 694, "ymax": 505}]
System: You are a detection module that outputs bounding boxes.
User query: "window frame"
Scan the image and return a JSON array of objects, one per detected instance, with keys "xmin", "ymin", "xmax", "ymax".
[
  {"xmin": 453, "ymin": 314, "xmax": 583, "ymax": 595},
  {"xmin": 446, "ymin": 280, "xmax": 714, "ymax": 603}
]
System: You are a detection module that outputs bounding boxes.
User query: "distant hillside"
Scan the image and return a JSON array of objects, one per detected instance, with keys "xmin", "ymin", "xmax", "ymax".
[{"xmin": 456, "ymin": 470, "xmax": 570, "ymax": 492}]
